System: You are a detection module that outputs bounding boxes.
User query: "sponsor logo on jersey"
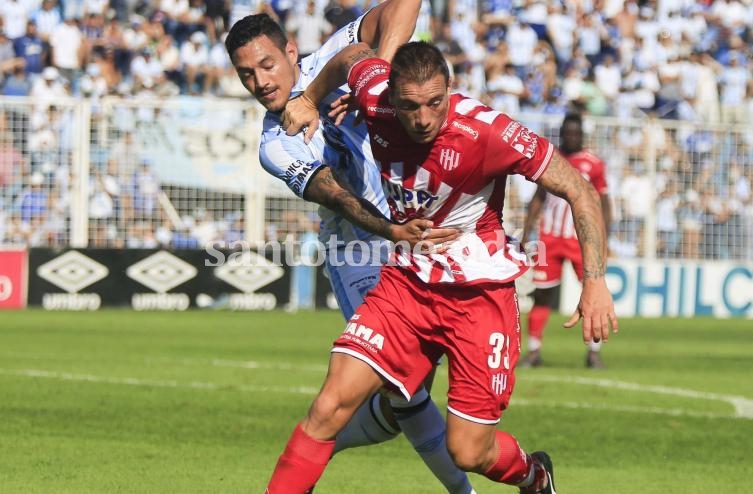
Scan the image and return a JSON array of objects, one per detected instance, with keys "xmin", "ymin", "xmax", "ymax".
[
  {"xmin": 343, "ymin": 321, "xmax": 385, "ymax": 352},
  {"xmin": 451, "ymin": 120, "xmax": 479, "ymax": 140},
  {"xmin": 439, "ymin": 148, "xmax": 460, "ymax": 171},
  {"xmin": 366, "ymin": 105, "xmax": 396, "ymax": 116},
  {"xmin": 346, "ymin": 21, "xmax": 357, "ymax": 43},
  {"xmin": 501, "ymin": 121, "xmax": 521, "ymax": 143},
  {"xmin": 372, "ymin": 133, "xmax": 390, "ymax": 147},
  {"xmin": 383, "ymin": 180, "xmax": 438, "ymax": 215},
  {"xmin": 285, "ymin": 159, "xmax": 316, "ymax": 196}
]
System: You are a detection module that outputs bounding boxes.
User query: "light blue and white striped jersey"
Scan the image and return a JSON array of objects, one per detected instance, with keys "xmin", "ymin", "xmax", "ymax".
[{"xmin": 258, "ymin": 14, "xmax": 388, "ymax": 244}]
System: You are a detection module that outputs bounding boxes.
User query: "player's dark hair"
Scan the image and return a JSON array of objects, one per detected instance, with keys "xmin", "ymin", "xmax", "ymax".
[
  {"xmin": 225, "ymin": 13, "xmax": 288, "ymax": 60},
  {"xmin": 561, "ymin": 112, "xmax": 583, "ymax": 130},
  {"xmin": 388, "ymin": 41, "xmax": 450, "ymax": 90}
]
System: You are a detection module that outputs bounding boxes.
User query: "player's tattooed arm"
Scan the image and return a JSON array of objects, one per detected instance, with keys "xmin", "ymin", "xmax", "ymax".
[
  {"xmin": 359, "ymin": 0, "xmax": 421, "ymax": 61},
  {"xmin": 281, "ymin": 43, "xmax": 375, "ymax": 141},
  {"xmin": 536, "ymin": 152, "xmax": 618, "ymax": 342},
  {"xmin": 536, "ymin": 153, "xmax": 606, "ymax": 279},
  {"xmin": 303, "ymin": 167, "xmax": 459, "ymax": 249}
]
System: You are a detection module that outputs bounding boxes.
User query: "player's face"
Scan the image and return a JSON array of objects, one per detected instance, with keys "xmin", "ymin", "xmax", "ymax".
[
  {"xmin": 231, "ymin": 35, "xmax": 298, "ymax": 112},
  {"xmin": 389, "ymin": 73, "xmax": 450, "ymax": 144},
  {"xmin": 560, "ymin": 121, "xmax": 583, "ymax": 154}
]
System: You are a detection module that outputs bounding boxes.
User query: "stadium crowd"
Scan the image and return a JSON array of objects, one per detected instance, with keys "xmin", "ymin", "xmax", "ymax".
[{"xmin": 0, "ymin": 0, "xmax": 751, "ymax": 260}]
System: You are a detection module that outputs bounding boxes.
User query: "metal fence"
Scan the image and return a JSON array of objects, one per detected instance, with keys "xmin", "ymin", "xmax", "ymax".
[{"xmin": 0, "ymin": 97, "xmax": 751, "ymax": 262}]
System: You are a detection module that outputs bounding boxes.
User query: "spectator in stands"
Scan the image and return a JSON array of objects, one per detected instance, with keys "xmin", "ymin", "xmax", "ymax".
[
  {"xmin": 31, "ymin": 0, "xmax": 62, "ymax": 43},
  {"xmin": 656, "ymin": 179, "xmax": 681, "ymax": 258},
  {"xmin": 286, "ymin": 0, "xmax": 331, "ymax": 60},
  {"xmin": 719, "ymin": 52, "xmax": 748, "ymax": 124},
  {"xmin": 128, "ymin": 158, "xmax": 160, "ymax": 219},
  {"xmin": 17, "ymin": 171, "xmax": 48, "ymax": 223},
  {"xmin": 130, "ymin": 46, "xmax": 165, "ymax": 89},
  {"xmin": 179, "ymin": 30, "xmax": 209, "ymax": 94},
  {"xmin": 50, "ymin": 14, "xmax": 85, "ymax": 84},
  {"xmin": 619, "ymin": 160, "xmax": 654, "ymax": 255},
  {"xmin": 486, "ymin": 62, "xmax": 526, "ymax": 115},
  {"xmin": 2, "ymin": 64, "xmax": 31, "ymax": 95},
  {"xmin": 13, "ymin": 21, "xmax": 45, "ymax": 77},
  {"xmin": 0, "ymin": 30, "xmax": 24, "ymax": 80}
]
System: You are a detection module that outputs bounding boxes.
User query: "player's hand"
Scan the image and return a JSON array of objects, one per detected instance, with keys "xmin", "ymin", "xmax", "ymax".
[
  {"xmin": 281, "ymin": 94, "xmax": 319, "ymax": 144},
  {"xmin": 564, "ymin": 277, "xmax": 619, "ymax": 344},
  {"xmin": 328, "ymin": 92, "xmax": 362, "ymax": 126},
  {"xmin": 388, "ymin": 219, "xmax": 460, "ymax": 254}
]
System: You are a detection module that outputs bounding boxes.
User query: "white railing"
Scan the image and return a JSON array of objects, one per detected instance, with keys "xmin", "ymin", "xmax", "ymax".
[{"xmin": 0, "ymin": 97, "xmax": 751, "ymax": 262}]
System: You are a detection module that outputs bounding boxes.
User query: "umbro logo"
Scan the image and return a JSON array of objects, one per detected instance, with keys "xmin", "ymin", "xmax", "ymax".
[
  {"xmin": 126, "ymin": 251, "xmax": 197, "ymax": 293},
  {"xmin": 37, "ymin": 251, "xmax": 108, "ymax": 293},
  {"xmin": 214, "ymin": 251, "xmax": 284, "ymax": 293},
  {"xmin": 439, "ymin": 148, "xmax": 460, "ymax": 171}
]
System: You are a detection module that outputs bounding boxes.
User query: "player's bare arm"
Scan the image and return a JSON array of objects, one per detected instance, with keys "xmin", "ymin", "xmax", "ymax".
[
  {"xmin": 304, "ymin": 166, "xmax": 459, "ymax": 250},
  {"xmin": 535, "ymin": 152, "xmax": 619, "ymax": 342},
  {"xmin": 359, "ymin": 0, "xmax": 421, "ymax": 61},
  {"xmin": 600, "ymin": 193, "xmax": 612, "ymax": 242},
  {"xmin": 282, "ymin": 43, "xmax": 375, "ymax": 140}
]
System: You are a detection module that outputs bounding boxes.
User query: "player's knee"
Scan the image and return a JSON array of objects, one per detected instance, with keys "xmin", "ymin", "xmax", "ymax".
[
  {"xmin": 446, "ymin": 435, "xmax": 489, "ymax": 473},
  {"xmin": 307, "ymin": 391, "xmax": 353, "ymax": 434}
]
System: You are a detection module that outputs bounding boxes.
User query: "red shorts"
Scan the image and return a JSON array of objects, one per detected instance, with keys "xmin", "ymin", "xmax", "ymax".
[
  {"xmin": 531, "ymin": 234, "xmax": 583, "ymax": 288},
  {"xmin": 332, "ymin": 266, "xmax": 521, "ymax": 424}
]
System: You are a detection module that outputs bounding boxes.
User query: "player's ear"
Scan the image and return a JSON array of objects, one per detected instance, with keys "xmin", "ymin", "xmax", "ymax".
[{"xmin": 285, "ymin": 41, "xmax": 298, "ymax": 65}]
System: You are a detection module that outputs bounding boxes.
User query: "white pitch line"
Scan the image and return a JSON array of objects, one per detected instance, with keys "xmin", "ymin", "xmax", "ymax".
[
  {"xmin": 0, "ymin": 369, "xmax": 319, "ymax": 395},
  {"xmin": 0, "ymin": 368, "xmax": 750, "ymax": 421},
  {"xmin": 522, "ymin": 375, "xmax": 753, "ymax": 420},
  {"xmin": 207, "ymin": 359, "xmax": 753, "ymax": 419}
]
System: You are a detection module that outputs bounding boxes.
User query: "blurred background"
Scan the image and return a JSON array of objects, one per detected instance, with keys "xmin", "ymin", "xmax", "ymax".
[{"xmin": 0, "ymin": 0, "xmax": 751, "ymax": 316}]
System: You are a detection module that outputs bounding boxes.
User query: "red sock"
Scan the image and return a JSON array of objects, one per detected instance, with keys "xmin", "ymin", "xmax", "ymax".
[
  {"xmin": 266, "ymin": 424, "xmax": 335, "ymax": 494},
  {"xmin": 528, "ymin": 305, "xmax": 551, "ymax": 341},
  {"xmin": 483, "ymin": 431, "xmax": 532, "ymax": 485}
]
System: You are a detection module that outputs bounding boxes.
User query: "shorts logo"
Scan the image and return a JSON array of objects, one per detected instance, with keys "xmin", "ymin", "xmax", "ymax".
[
  {"xmin": 439, "ymin": 148, "xmax": 460, "ymax": 171},
  {"xmin": 491, "ymin": 373, "xmax": 508, "ymax": 395},
  {"xmin": 343, "ymin": 321, "xmax": 385, "ymax": 351}
]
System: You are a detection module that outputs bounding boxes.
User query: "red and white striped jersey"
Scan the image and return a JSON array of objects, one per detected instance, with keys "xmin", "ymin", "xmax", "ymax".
[
  {"xmin": 349, "ymin": 58, "xmax": 555, "ymax": 285},
  {"xmin": 539, "ymin": 150, "xmax": 608, "ymax": 240}
]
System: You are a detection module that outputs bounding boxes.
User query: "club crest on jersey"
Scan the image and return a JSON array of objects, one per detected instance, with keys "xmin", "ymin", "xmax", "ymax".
[{"xmin": 439, "ymin": 148, "xmax": 460, "ymax": 171}]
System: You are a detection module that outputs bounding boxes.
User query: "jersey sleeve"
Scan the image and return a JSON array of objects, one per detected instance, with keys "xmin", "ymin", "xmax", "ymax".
[
  {"xmin": 590, "ymin": 156, "xmax": 609, "ymax": 195},
  {"xmin": 347, "ymin": 58, "xmax": 392, "ymax": 117},
  {"xmin": 258, "ymin": 123, "xmax": 325, "ymax": 199},
  {"xmin": 485, "ymin": 114, "xmax": 555, "ymax": 182}
]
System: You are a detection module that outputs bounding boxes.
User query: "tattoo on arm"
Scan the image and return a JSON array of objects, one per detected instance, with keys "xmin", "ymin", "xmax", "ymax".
[
  {"xmin": 304, "ymin": 167, "xmax": 393, "ymax": 239},
  {"xmin": 346, "ymin": 47, "xmax": 377, "ymax": 72},
  {"xmin": 537, "ymin": 154, "xmax": 606, "ymax": 279}
]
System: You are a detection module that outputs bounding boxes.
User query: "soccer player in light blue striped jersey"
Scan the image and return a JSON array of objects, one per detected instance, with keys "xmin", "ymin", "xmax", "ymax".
[{"xmin": 225, "ymin": 3, "xmax": 474, "ymax": 493}]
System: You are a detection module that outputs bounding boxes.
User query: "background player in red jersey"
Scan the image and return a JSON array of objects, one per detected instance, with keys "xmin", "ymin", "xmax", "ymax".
[
  {"xmin": 521, "ymin": 113, "xmax": 612, "ymax": 369},
  {"xmin": 266, "ymin": 42, "xmax": 618, "ymax": 494}
]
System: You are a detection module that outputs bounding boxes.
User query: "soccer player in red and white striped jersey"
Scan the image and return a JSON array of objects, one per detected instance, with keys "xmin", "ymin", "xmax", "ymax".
[
  {"xmin": 266, "ymin": 42, "xmax": 617, "ymax": 493},
  {"xmin": 521, "ymin": 113, "xmax": 612, "ymax": 369}
]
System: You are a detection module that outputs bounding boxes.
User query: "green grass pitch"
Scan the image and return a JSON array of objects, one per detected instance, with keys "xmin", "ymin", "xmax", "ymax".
[{"xmin": 0, "ymin": 310, "xmax": 751, "ymax": 493}]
